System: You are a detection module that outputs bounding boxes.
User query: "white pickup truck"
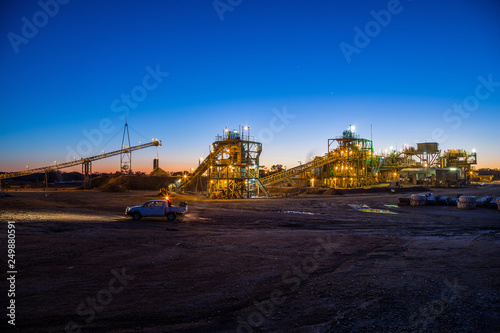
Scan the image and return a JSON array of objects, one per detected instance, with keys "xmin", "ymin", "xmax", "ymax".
[{"xmin": 125, "ymin": 198, "xmax": 188, "ymax": 221}]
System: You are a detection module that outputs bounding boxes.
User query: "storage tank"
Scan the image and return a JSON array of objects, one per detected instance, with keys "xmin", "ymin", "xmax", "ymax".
[{"xmin": 417, "ymin": 142, "xmax": 439, "ymax": 153}]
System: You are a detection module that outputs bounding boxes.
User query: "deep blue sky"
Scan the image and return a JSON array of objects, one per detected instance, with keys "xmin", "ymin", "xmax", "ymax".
[{"xmin": 1, "ymin": 0, "xmax": 499, "ymax": 172}]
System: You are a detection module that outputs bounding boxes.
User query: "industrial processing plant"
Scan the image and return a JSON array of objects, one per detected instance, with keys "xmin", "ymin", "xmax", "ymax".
[
  {"xmin": 1, "ymin": 124, "xmax": 479, "ymax": 199},
  {"xmin": 1, "ymin": 1, "xmax": 499, "ymax": 332},
  {"xmin": 172, "ymin": 126, "xmax": 478, "ymax": 199}
]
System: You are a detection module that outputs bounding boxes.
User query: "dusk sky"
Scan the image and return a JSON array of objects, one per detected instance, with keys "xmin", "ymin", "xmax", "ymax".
[{"xmin": 1, "ymin": 0, "xmax": 499, "ymax": 173}]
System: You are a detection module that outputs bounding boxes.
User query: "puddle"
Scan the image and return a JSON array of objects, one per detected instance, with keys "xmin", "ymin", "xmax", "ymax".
[
  {"xmin": 347, "ymin": 204, "xmax": 370, "ymax": 210},
  {"xmin": 359, "ymin": 208, "xmax": 398, "ymax": 214},
  {"xmin": 348, "ymin": 204, "xmax": 398, "ymax": 214},
  {"xmin": 279, "ymin": 210, "xmax": 318, "ymax": 215},
  {"xmin": 384, "ymin": 204, "xmax": 399, "ymax": 208},
  {"xmin": 184, "ymin": 217, "xmax": 212, "ymax": 222}
]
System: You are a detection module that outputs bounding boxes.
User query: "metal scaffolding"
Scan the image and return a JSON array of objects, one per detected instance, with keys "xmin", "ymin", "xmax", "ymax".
[
  {"xmin": 440, "ymin": 148, "xmax": 477, "ymax": 185},
  {"xmin": 321, "ymin": 129, "xmax": 378, "ymax": 188},
  {"xmin": 120, "ymin": 122, "xmax": 132, "ymax": 174},
  {"xmin": 179, "ymin": 127, "xmax": 267, "ymax": 199},
  {"xmin": 403, "ymin": 142, "xmax": 441, "ymax": 168},
  {"xmin": 258, "ymin": 129, "xmax": 379, "ymax": 189},
  {"xmin": 376, "ymin": 142, "xmax": 478, "ymax": 186}
]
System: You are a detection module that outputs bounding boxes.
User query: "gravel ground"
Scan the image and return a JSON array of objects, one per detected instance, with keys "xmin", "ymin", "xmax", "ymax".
[{"xmin": 0, "ymin": 185, "xmax": 499, "ymax": 332}]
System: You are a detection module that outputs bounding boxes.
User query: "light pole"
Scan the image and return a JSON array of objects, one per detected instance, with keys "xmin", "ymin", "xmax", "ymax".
[{"xmin": 244, "ymin": 126, "xmax": 250, "ymax": 140}]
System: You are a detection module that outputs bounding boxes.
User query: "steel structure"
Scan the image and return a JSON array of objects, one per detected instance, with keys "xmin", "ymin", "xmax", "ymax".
[
  {"xmin": 121, "ymin": 122, "xmax": 132, "ymax": 174},
  {"xmin": 177, "ymin": 126, "xmax": 477, "ymax": 192},
  {"xmin": 440, "ymin": 148, "xmax": 477, "ymax": 184},
  {"xmin": 378, "ymin": 142, "xmax": 441, "ymax": 182},
  {"xmin": 260, "ymin": 153, "xmax": 341, "ymax": 186},
  {"xmin": 179, "ymin": 127, "xmax": 266, "ymax": 198},
  {"xmin": 441, "ymin": 149, "xmax": 477, "ymax": 169},
  {"xmin": 322, "ymin": 129, "xmax": 378, "ymax": 187},
  {"xmin": 378, "ymin": 143, "xmax": 477, "ymax": 186},
  {"xmin": 259, "ymin": 129, "xmax": 379, "ymax": 189},
  {"xmin": 0, "ymin": 140, "xmax": 161, "ymax": 188},
  {"xmin": 403, "ymin": 142, "xmax": 441, "ymax": 168}
]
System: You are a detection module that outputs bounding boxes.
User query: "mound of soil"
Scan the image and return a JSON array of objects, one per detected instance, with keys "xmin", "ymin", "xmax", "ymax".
[{"xmin": 98, "ymin": 176, "xmax": 128, "ymax": 192}]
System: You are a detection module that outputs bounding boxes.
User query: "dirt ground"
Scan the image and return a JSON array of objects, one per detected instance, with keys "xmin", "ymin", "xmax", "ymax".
[{"xmin": 0, "ymin": 184, "xmax": 499, "ymax": 332}]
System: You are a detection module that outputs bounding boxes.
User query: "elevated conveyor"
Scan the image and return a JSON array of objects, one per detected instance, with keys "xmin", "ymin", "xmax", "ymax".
[
  {"xmin": 0, "ymin": 140, "xmax": 161, "ymax": 180},
  {"xmin": 178, "ymin": 142, "xmax": 226, "ymax": 190},
  {"xmin": 260, "ymin": 153, "xmax": 341, "ymax": 186}
]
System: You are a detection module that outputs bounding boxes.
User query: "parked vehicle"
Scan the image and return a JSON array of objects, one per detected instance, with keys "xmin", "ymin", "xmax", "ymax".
[{"xmin": 125, "ymin": 198, "xmax": 188, "ymax": 221}]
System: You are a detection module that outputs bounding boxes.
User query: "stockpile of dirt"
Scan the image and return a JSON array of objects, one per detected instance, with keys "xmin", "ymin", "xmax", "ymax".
[
  {"xmin": 322, "ymin": 186, "xmax": 431, "ymax": 195},
  {"xmin": 306, "ymin": 188, "xmax": 327, "ymax": 195},
  {"xmin": 129, "ymin": 175, "xmax": 177, "ymax": 190},
  {"xmin": 271, "ymin": 188, "xmax": 307, "ymax": 196},
  {"xmin": 97, "ymin": 175, "xmax": 177, "ymax": 191},
  {"xmin": 324, "ymin": 188, "xmax": 345, "ymax": 195},
  {"xmin": 90, "ymin": 174, "xmax": 115, "ymax": 189},
  {"xmin": 98, "ymin": 175, "xmax": 128, "ymax": 192},
  {"xmin": 149, "ymin": 167, "xmax": 169, "ymax": 177}
]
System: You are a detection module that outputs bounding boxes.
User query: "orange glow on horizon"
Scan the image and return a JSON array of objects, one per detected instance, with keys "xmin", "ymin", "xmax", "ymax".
[{"xmin": 1, "ymin": 153, "xmax": 500, "ymax": 174}]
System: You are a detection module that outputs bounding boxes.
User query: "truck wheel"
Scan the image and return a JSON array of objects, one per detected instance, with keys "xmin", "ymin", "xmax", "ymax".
[
  {"xmin": 166, "ymin": 212, "xmax": 176, "ymax": 221},
  {"xmin": 132, "ymin": 213, "xmax": 141, "ymax": 221}
]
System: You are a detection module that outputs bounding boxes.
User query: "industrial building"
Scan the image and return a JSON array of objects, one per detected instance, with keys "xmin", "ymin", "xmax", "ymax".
[
  {"xmin": 179, "ymin": 127, "xmax": 268, "ymax": 199},
  {"xmin": 1, "ymin": 123, "xmax": 477, "ymax": 196},
  {"xmin": 179, "ymin": 126, "xmax": 478, "ymax": 198},
  {"xmin": 320, "ymin": 129, "xmax": 379, "ymax": 188},
  {"xmin": 379, "ymin": 142, "xmax": 477, "ymax": 187}
]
